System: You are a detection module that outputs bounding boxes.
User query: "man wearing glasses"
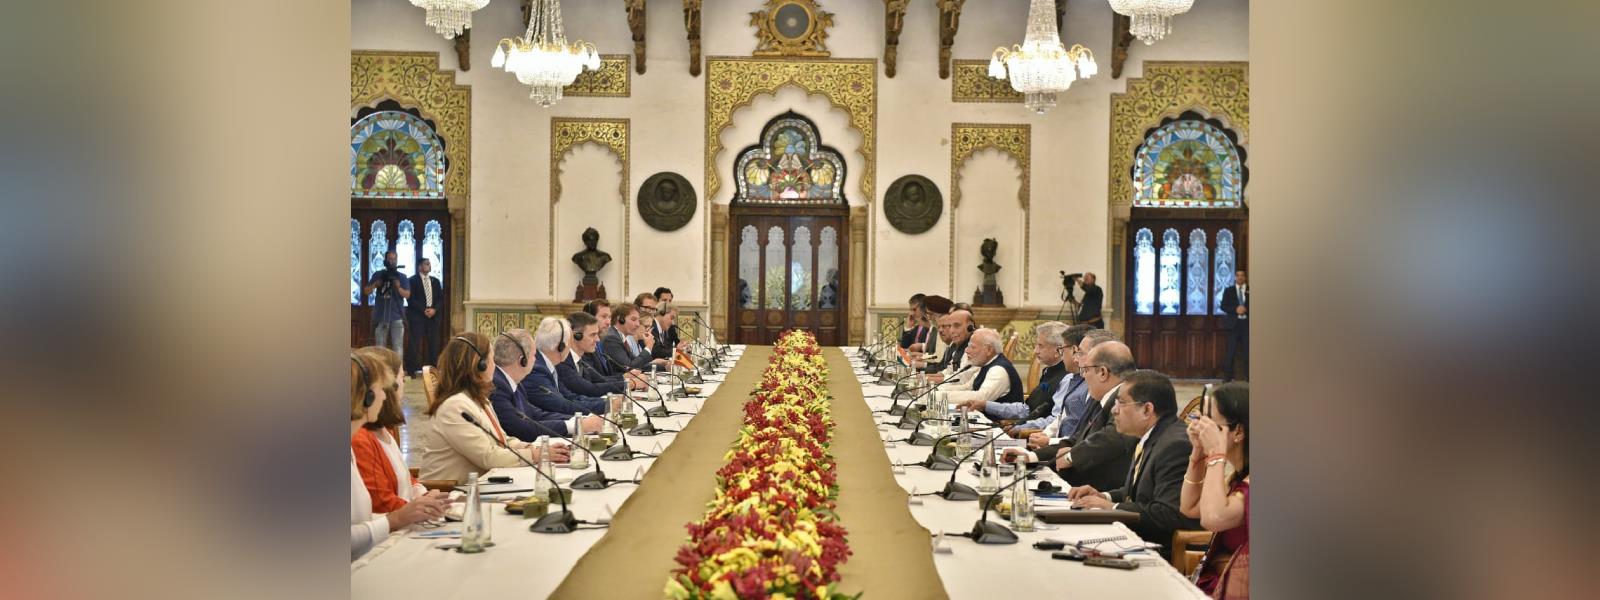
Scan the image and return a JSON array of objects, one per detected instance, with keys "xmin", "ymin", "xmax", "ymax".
[
  {"xmin": 1003, "ymin": 339, "xmax": 1139, "ymax": 492},
  {"xmin": 1067, "ymin": 369, "xmax": 1201, "ymax": 560}
]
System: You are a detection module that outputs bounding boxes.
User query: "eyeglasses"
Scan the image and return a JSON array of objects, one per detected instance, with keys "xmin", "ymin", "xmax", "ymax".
[{"xmin": 1079, "ymin": 364, "xmax": 1106, "ymax": 373}]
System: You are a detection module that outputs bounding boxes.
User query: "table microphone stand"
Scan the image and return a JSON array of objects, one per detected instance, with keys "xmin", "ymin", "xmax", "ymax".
[{"xmin": 459, "ymin": 411, "xmax": 579, "ymax": 534}]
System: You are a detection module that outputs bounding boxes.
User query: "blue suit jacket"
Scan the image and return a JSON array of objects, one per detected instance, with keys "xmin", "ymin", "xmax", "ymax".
[
  {"xmin": 522, "ymin": 353, "xmax": 608, "ymax": 415},
  {"xmin": 488, "ymin": 368, "xmax": 571, "ymax": 439},
  {"xmin": 556, "ymin": 353, "xmax": 626, "ymax": 396}
]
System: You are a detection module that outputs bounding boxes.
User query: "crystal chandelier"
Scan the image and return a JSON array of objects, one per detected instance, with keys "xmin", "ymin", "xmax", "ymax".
[
  {"xmin": 989, "ymin": 0, "xmax": 1097, "ymax": 115},
  {"xmin": 409, "ymin": 0, "xmax": 490, "ymax": 40},
  {"xmin": 491, "ymin": 0, "xmax": 600, "ymax": 107},
  {"xmin": 1109, "ymin": 0, "xmax": 1195, "ymax": 45}
]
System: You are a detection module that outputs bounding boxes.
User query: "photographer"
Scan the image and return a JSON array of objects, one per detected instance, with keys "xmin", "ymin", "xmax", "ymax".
[{"xmin": 361, "ymin": 250, "xmax": 412, "ymax": 360}]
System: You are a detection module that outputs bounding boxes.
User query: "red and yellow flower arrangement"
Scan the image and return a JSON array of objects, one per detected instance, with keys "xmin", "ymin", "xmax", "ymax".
[{"xmin": 666, "ymin": 331, "xmax": 854, "ymax": 599}]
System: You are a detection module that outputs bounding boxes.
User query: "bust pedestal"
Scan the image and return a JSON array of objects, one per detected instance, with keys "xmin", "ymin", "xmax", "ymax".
[
  {"xmin": 973, "ymin": 285, "xmax": 1004, "ymax": 307},
  {"xmin": 573, "ymin": 279, "xmax": 607, "ymax": 303}
]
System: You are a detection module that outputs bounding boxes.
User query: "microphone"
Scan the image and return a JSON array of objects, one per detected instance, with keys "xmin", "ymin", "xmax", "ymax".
[
  {"xmin": 899, "ymin": 416, "xmax": 953, "ymax": 446},
  {"xmin": 967, "ymin": 465, "xmax": 1027, "ymax": 545},
  {"xmin": 589, "ymin": 413, "xmax": 643, "ymax": 461},
  {"xmin": 618, "ymin": 390, "xmax": 676, "ymax": 436},
  {"xmin": 874, "ymin": 369, "xmax": 929, "ymax": 416},
  {"xmin": 937, "ymin": 429, "xmax": 1008, "ymax": 501},
  {"xmin": 918, "ymin": 424, "xmax": 1004, "ymax": 471},
  {"xmin": 457, "ymin": 410, "xmax": 577, "ymax": 534},
  {"xmin": 634, "ymin": 369, "xmax": 694, "ymax": 420},
  {"xmin": 487, "ymin": 405, "xmax": 617, "ymax": 491},
  {"xmin": 688, "ymin": 313, "xmax": 725, "ymax": 356},
  {"xmin": 895, "ymin": 365, "xmax": 973, "ymax": 430}
]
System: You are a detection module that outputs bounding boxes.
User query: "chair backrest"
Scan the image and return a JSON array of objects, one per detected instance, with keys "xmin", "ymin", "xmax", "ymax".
[
  {"xmin": 420, "ymin": 366, "xmax": 440, "ymax": 409},
  {"xmin": 1180, "ymin": 394, "xmax": 1204, "ymax": 421},
  {"xmin": 1171, "ymin": 529, "xmax": 1216, "ymax": 572},
  {"xmin": 1023, "ymin": 355, "xmax": 1043, "ymax": 392},
  {"xmin": 1001, "ymin": 331, "xmax": 1019, "ymax": 359}
]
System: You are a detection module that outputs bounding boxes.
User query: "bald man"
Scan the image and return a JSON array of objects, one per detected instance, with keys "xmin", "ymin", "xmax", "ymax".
[{"xmin": 1004, "ymin": 339, "xmax": 1140, "ymax": 492}]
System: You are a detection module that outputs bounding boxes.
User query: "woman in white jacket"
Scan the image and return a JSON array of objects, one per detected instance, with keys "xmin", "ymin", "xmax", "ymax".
[
  {"xmin": 351, "ymin": 352, "xmax": 447, "ymax": 561},
  {"xmin": 417, "ymin": 332, "xmax": 570, "ymax": 483}
]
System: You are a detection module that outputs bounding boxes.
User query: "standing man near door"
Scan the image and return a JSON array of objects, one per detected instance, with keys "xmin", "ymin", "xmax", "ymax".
[
  {"xmin": 405, "ymin": 258, "xmax": 445, "ymax": 375},
  {"xmin": 362, "ymin": 250, "xmax": 411, "ymax": 362},
  {"xmin": 1219, "ymin": 270, "xmax": 1249, "ymax": 381},
  {"xmin": 1076, "ymin": 273, "xmax": 1105, "ymax": 328}
]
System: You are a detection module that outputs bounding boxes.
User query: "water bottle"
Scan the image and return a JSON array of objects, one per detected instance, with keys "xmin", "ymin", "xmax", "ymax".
[
  {"xmin": 570, "ymin": 416, "xmax": 591, "ymax": 470},
  {"xmin": 1010, "ymin": 468, "xmax": 1035, "ymax": 532},
  {"xmin": 953, "ymin": 407, "xmax": 972, "ymax": 457},
  {"xmin": 460, "ymin": 472, "xmax": 486, "ymax": 553},
  {"xmin": 534, "ymin": 437, "xmax": 553, "ymax": 496},
  {"xmin": 977, "ymin": 437, "xmax": 1000, "ymax": 494}
]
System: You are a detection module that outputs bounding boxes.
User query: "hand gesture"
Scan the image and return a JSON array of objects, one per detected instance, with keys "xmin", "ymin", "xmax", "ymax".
[
  {"xmin": 1194, "ymin": 414, "xmax": 1228, "ymax": 456},
  {"xmin": 1000, "ymin": 448, "xmax": 1033, "ymax": 464},
  {"xmin": 581, "ymin": 415, "xmax": 605, "ymax": 433},
  {"xmin": 1072, "ymin": 494, "xmax": 1113, "ymax": 510},
  {"xmin": 1235, "ymin": 305, "xmax": 1247, "ymax": 315},
  {"xmin": 640, "ymin": 329, "xmax": 656, "ymax": 348},
  {"xmin": 1065, "ymin": 484, "xmax": 1099, "ymax": 500},
  {"xmin": 388, "ymin": 490, "xmax": 449, "ymax": 529},
  {"xmin": 1186, "ymin": 419, "xmax": 1206, "ymax": 463},
  {"xmin": 1026, "ymin": 431, "xmax": 1050, "ymax": 448},
  {"xmin": 541, "ymin": 441, "xmax": 573, "ymax": 464}
]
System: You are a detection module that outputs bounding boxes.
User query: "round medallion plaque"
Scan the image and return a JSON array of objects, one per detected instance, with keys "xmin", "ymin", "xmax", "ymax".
[
  {"xmin": 884, "ymin": 175, "xmax": 943, "ymax": 235},
  {"xmin": 637, "ymin": 172, "xmax": 697, "ymax": 232}
]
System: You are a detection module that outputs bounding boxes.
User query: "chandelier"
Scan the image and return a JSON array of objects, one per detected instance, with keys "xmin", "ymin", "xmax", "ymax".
[
  {"xmin": 1109, "ymin": 0, "xmax": 1195, "ymax": 45},
  {"xmin": 408, "ymin": 0, "xmax": 490, "ymax": 40},
  {"xmin": 989, "ymin": 0, "xmax": 1097, "ymax": 115},
  {"xmin": 491, "ymin": 0, "xmax": 600, "ymax": 107}
]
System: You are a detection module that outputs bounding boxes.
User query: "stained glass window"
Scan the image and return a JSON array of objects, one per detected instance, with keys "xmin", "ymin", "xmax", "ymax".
[
  {"xmin": 395, "ymin": 220, "xmax": 417, "ymax": 280},
  {"xmin": 351, "ymin": 111, "xmax": 446, "ymax": 199},
  {"xmin": 1133, "ymin": 119, "xmax": 1244, "ymax": 208},
  {"xmin": 738, "ymin": 226, "xmax": 759, "ymax": 309},
  {"xmin": 1158, "ymin": 229, "xmax": 1181, "ymax": 315},
  {"xmin": 367, "ymin": 221, "xmax": 388, "ymax": 305},
  {"xmin": 764, "ymin": 227, "xmax": 787, "ymax": 309},
  {"xmin": 1213, "ymin": 229, "xmax": 1236, "ymax": 314},
  {"xmin": 1133, "ymin": 228, "xmax": 1155, "ymax": 315},
  {"xmin": 422, "ymin": 220, "xmax": 445, "ymax": 283},
  {"xmin": 790, "ymin": 226, "xmax": 813, "ymax": 310},
  {"xmin": 732, "ymin": 112, "xmax": 847, "ymax": 205},
  {"xmin": 1186, "ymin": 229, "xmax": 1210, "ymax": 315},
  {"xmin": 350, "ymin": 219, "xmax": 361, "ymax": 304},
  {"xmin": 817, "ymin": 226, "xmax": 840, "ymax": 309}
]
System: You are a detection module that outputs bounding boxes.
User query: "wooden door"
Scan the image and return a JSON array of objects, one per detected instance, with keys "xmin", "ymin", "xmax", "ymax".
[
  {"xmin": 350, "ymin": 207, "xmax": 451, "ymax": 348},
  {"xmin": 1124, "ymin": 208, "xmax": 1247, "ymax": 379},
  {"xmin": 728, "ymin": 208, "xmax": 849, "ymax": 346}
]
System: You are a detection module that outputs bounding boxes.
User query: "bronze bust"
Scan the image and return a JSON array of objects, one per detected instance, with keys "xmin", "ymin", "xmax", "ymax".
[
  {"xmin": 638, "ymin": 172, "xmax": 697, "ymax": 232},
  {"xmin": 884, "ymin": 174, "xmax": 942, "ymax": 234},
  {"xmin": 571, "ymin": 227, "xmax": 611, "ymax": 301},
  {"xmin": 973, "ymin": 237, "xmax": 1004, "ymax": 306}
]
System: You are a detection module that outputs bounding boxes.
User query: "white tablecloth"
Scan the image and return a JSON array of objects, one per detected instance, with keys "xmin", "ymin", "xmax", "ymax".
[{"xmin": 350, "ymin": 348, "xmax": 749, "ymax": 598}]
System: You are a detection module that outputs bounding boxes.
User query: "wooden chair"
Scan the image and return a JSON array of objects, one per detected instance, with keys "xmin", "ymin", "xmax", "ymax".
[
  {"xmin": 1023, "ymin": 355, "xmax": 1042, "ymax": 393},
  {"xmin": 1172, "ymin": 529, "xmax": 1216, "ymax": 573},
  {"xmin": 420, "ymin": 365, "xmax": 440, "ymax": 409},
  {"xmin": 1001, "ymin": 331, "xmax": 1019, "ymax": 360},
  {"xmin": 1180, "ymin": 394, "xmax": 1204, "ymax": 421},
  {"xmin": 409, "ymin": 468, "xmax": 459, "ymax": 492}
]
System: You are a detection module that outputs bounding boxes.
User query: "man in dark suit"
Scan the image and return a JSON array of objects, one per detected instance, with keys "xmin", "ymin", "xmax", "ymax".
[
  {"xmin": 556, "ymin": 311, "xmax": 631, "ymax": 397},
  {"xmin": 898, "ymin": 294, "xmax": 939, "ymax": 356},
  {"xmin": 487, "ymin": 329, "xmax": 600, "ymax": 440},
  {"xmin": 1007, "ymin": 339, "xmax": 1139, "ymax": 492},
  {"xmin": 1076, "ymin": 272, "xmax": 1105, "ymax": 328},
  {"xmin": 601, "ymin": 303, "xmax": 664, "ymax": 372},
  {"xmin": 403, "ymin": 258, "xmax": 444, "ymax": 375},
  {"xmin": 1068, "ymin": 369, "xmax": 1202, "ymax": 560},
  {"xmin": 1219, "ymin": 270, "xmax": 1249, "ymax": 381},
  {"xmin": 924, "ymin": 309, "xmax": 974, "ymax": 378},
  {"xmin": 520, "ymin": 318, "xmax": 610, "ymax": 416}
]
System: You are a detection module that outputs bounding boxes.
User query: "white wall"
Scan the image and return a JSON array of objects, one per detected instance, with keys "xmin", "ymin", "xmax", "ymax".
[{"xmin": 352, "ymin": 0, "xmax": 1248, "ymax": 310}]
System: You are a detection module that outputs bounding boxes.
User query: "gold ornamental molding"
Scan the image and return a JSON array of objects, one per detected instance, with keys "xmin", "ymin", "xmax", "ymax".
[
  {"xmin": 351, "ymin": 51, "xmax": 472, "ymax": 201},
  {"xmin": 566, "ymin": 54, "xmax": 632, "ymax": 97},
  {"xmin": 951, "ymin": 59, "xmax": 1021, "ymax": 103},
  {"xmin": 703, "ymin": 56, "xmax": 878, "ymax": 313},
  {"xmin": 950, "ymin": 123, "xmax": 1031, "ymax": 300},
  {"xmin": 550, "ymin": 117, "xmax": 631, "ymax": 296},
  {"xmin": 1109, "ymin": 61, "xmax": 1249, "ymax": 211}
]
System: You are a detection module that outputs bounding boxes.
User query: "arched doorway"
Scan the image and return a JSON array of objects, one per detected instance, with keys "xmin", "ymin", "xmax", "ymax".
[
  {"xmin": 1123, "ymin": 112, "xmax": 1248, "ymax": 379},
  {"xmin": 350, "ymin": 100, "xmax": 453, "ymax": 372},
  {"xmin": 727, "ymin": 112, "xmax": 850, "ymax": 345}
]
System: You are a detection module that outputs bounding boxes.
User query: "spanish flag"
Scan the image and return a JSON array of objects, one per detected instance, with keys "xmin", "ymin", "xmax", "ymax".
[{"xmin": 674, "ymin": 349, "xmax": 696, "ymax": 370}]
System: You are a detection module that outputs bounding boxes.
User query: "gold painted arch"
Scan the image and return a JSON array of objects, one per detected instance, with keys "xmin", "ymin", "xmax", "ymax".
[
  {"xmin": 950, "ymin": 123, "xmax": 1031, "ymax": 301},
  {"xmin": 550, "ymin": 117, "xmax": 631, "ymax": 296},
  {"xmin": 1109, "ymin": 61, "xmax": 1249, "ymax": 212},
  {"xmin": 351, "ymin": 51, "xmax": 471, "ymax": 202}
]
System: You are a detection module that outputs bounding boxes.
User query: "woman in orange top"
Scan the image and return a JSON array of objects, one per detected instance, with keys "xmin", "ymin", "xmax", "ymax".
[{"xmin": 351, "ymin": 347, "xmax": 444, "ymax": 513}]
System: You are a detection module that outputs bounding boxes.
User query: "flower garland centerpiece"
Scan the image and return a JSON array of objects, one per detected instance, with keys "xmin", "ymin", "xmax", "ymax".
[{"xmin": 666, "ymin": 331, "xmax": 854, "ymax": 599}]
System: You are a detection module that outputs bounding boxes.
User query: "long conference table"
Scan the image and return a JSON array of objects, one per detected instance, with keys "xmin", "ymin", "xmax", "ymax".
[{"xmin": 351, "ymin": 345, "xmax": 1206, "ymax": 599}]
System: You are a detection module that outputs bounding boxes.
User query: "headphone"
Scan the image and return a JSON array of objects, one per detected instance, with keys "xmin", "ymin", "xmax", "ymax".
[
  {"xmin": 350, "ymin": 354, "xmax": 375, "ymax": 408},
  {"xmin": 555, "ymin": 320, "xmax": 569, "ymax": 353},
  {"xmin": 968, "ymin": 322, "xmax": 978, "ymax": 333},
  {"xmin": 499, "ymin": 331, "xmax": 528, "ymax": 367},
  {"xmin": 571, "ymin": 319, "xmax": 586, "ymax": 341},
  {"xmin": 454, "ymin": 336, "xmax": 489, "ymax": 372}
]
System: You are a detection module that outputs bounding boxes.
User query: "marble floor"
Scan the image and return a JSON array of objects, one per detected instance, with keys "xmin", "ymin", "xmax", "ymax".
[{"xmin": 390, "ymin": 373, "xmax": 1213, "ymax": 466}]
